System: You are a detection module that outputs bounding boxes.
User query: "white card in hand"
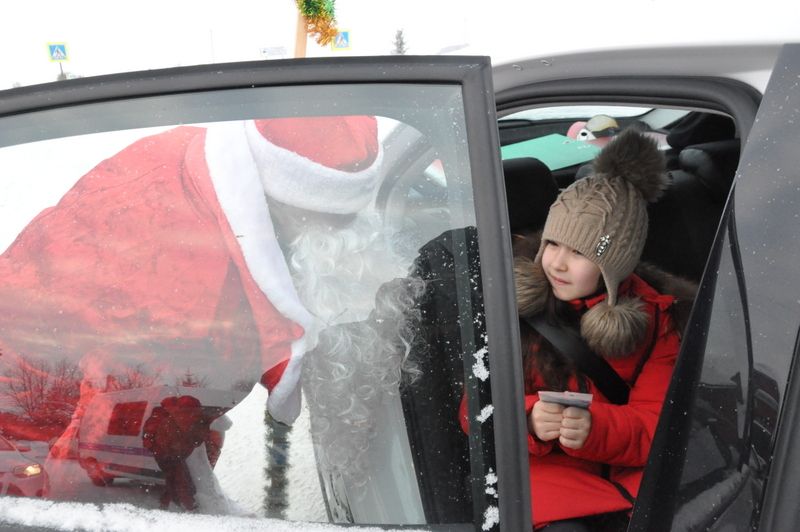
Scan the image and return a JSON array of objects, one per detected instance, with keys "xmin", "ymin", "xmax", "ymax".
[{"xmin": 538, "ymin": 391, "xmax": 593, "ymax": 408}]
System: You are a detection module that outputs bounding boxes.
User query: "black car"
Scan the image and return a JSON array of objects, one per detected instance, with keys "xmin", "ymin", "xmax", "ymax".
[{"xmin": 0, "ymin": 42, "xmax": 797, "ymax": 531}]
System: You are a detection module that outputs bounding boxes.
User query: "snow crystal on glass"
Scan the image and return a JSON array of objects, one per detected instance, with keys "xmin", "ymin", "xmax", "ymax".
[
  {"xmin": 481, "ymin": 505, "xmax": 500, "ymax": 531},
  {"xmin": 476, "ymin": 404, "xmax": 494, "ymax": 423},
  {"xmin": 485, "ymin": 468, "xmax": 498, "ymax": 498},
  {"xmin": 472, "ymin": 347, "xmax": 489, "ymax": 381}
]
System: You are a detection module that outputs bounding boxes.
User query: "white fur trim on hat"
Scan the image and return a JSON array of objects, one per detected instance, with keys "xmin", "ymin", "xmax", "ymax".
[
  {"xmin": 205, "ymin": 121, "xmax": 319, "ymax": 424},
  {"xmin": 244, "ymin": 120, "xmax": 383, "ymax": 215}
]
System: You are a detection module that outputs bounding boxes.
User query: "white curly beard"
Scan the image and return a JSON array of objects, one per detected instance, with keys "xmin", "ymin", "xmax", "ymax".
[
  {"xmin": 287, "ymin": 212, "xmax": 425, "ymax": 491},
  {"xmin": 286, "ymin": 212, "xmax": 410, "ymax": 326}
]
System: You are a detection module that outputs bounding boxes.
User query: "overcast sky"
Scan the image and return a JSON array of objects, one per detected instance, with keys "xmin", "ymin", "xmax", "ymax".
[{"xmin": 2, "ymin": 0, "xmax": 798, "ymax": 88}]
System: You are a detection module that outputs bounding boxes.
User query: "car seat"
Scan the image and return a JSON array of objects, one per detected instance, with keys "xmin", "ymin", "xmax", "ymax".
[
  {"xmin": 573, "ymin": 132, "xmax": 739, "ymax": 282},
  {"xmin": 503, "ymin": 157, "xmax": 560, "ymax": 234},
  {"xmin": 642, "ymin": 139, "xmax": 740, "ymax": 281}
]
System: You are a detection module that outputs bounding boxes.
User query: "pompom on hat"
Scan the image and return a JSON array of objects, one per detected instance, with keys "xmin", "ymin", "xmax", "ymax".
[
  {"xmin": 519, "ymin": 129, "xmax": 669, "ymax": 356},
  {"xmin": 246, "ymin": 115, "xmax": 382, "ymax": 214}
]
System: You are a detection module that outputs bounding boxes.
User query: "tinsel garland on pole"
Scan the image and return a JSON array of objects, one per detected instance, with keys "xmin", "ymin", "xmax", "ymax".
[{"xmin": 295, "ymin": 0, "xmax": 338, "ymax": 46}]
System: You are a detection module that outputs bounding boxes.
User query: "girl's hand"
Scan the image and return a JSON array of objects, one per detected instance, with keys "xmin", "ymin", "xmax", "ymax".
[
  {"xmin": 530, "ymin": 400, "xmax": 564, "ymax": 441},
  {"xmin": 559, "ymin": 406, "xmax": 592, "ymax": 449}
]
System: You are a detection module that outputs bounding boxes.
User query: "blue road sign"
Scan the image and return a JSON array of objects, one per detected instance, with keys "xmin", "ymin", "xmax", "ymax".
[
  {"xmin": 332, "ymin": 31, "xmax": 350, "ymax": 50},
  {"xmin": 48, "ymin": 43, "xmax": 68, "ymax": 62}
]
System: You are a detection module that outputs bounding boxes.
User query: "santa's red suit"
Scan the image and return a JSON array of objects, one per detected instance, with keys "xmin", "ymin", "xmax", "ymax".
[{"xmin": 0, "ymin": 116, "xmax": 381, "ymax": 425}]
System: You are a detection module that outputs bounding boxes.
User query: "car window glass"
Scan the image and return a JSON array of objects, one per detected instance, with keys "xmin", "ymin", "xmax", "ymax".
[
  {"xmin": 0, "ymin": 83, "xmax": 494, "ymax": 528},
  {"xmin": 497, "ymin": 104, "xmax": 674, "ymax": 171},
  {"xmin": 669, "ymin": 221, "xmax": 756, "ymax": 529},
  {"xmin": 107, "ymin": 402, "xmax": 148, "ymax": 436},
  {"xmin": 501, "ymin": 105, "xmax": 652, "ymax": 121}
]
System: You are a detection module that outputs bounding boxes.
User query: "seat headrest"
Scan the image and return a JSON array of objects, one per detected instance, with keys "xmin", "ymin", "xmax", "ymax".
[
  {"xmin": 503, "ymin": 158, "xmax": 558, "ymax": 233},
  {"xmin": 666, "ymin": 112, "xmax": 736, "ymax": 150},
  {"xmin": 678, "ymin": 139, "xmax": 741, "ymax": 199}
]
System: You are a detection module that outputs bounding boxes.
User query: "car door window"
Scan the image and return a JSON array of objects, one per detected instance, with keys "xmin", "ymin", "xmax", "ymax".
[{"xmin": 0, "ymin": 60, "xmax": 517, "ymax": 530}]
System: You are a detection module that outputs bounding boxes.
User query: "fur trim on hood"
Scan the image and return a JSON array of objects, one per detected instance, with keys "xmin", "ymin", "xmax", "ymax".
[
  {"xmin": 634, "ymin": 261, "xmax": 698, "ymax": 336},
  {"xmin": 514, "ymin": 256, "xmax": 550, "ymax": 318}
]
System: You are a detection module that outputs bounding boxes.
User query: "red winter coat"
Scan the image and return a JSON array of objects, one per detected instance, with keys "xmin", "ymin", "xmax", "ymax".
[
  {"xmin": 460, "ymin": 274, "xmax": 679, "ymax": 529},
  {"xmin": 0, "ymin": 126, "xmax": 303, "ymax": 398}
]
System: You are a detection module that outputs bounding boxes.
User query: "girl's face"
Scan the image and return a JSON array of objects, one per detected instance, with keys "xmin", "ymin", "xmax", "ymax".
[{"xmin": 541, "ymin": 240, "xmax": 602, "ymax": 301}]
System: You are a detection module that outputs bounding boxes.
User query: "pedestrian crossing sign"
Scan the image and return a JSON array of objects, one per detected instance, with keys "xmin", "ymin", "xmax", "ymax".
[
  {"xmin": 331, "ymin": 31, "xmax": 351, "ymax": 51},
  {"xmin": 48, "ymin": 43, "xmax": 68, "ymax": 62}
]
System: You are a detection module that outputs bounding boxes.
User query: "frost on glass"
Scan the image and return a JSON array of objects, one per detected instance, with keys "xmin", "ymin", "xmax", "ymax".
[{"xmin": 0, "ymin": 94, "xmax": 485, "ymax": 527}]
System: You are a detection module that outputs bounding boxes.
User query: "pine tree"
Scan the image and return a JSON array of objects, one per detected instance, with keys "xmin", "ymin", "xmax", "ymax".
[{"xmin": 392, "ymin": 29, "xmax": 407, "ymax": 55}]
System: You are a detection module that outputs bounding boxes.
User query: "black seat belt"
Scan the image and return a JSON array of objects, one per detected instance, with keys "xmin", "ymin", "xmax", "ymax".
[{"xmin": 524, "ymin": 315, "xmax": 630, "ymax": 405}]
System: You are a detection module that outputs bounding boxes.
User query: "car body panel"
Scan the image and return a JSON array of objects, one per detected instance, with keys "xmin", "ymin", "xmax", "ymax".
[{"xmin": 492, "ymin": 44, "xmax": 783, "ymax": 96}]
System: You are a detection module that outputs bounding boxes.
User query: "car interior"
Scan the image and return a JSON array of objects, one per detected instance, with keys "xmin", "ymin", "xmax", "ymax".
[
  {"xmin": 498, "ymin": 106, "xmax": 739, "ymax": 284},
  {"xmin": 398, "ymin": 103, "xmax": 744, "ymax": 524}
]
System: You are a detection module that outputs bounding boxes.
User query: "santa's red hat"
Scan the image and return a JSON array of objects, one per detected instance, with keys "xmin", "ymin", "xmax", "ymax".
[{"xmin": 247, "ymin": 115, "xmax": 382, "ymax": 214}]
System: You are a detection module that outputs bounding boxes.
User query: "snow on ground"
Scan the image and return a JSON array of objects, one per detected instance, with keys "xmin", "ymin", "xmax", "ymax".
[
  {"xmin": 0, "ymin": 496, "xmax": 427, "ymax": 532},
  {"xmin": 17, "ymin": 384, "xmax": 330, "ymax": 530},
  {"xmin": 214, "ymin": 386, "xmax": 269, "ymax": 515},
  {"xmin": 45, "ymin": 458, "xmax": 163, "ymax": 509},
  {"xmin": 216, "ymin": 384, "xmax": 327, "ymax": 521}
]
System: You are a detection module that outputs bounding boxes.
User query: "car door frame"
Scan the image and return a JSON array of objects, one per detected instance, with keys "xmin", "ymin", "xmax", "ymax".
[{"xmin": 490, "ymin": 45, "xmax": 800, "ymax": 530}]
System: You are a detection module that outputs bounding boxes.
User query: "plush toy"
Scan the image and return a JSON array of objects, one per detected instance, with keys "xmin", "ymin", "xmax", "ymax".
[{"xmin": 567, "ymin": 114, "xmax": 620, "ymax": 146}]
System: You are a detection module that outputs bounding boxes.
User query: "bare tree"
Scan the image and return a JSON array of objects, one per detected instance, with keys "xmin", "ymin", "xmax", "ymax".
[
  {"xmin": 105, "ymin": 363, "xmax": 162, "ymax": 391},
  {"xmin": 2, "ymin": 354, "xmax": 82, "ymax": 428}
]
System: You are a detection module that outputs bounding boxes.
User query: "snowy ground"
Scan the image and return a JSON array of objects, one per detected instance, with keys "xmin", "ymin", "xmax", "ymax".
[
  {"xmin": 0, "ymin": 497, "xmax": 426, "ymax": 532},
  {"xmin": 215, "ymin": 385, "xmax": 328, "ymax": 521},
  {"xmin": 3, "ymin": 385, "xmax": 337, "ymax": 530}
]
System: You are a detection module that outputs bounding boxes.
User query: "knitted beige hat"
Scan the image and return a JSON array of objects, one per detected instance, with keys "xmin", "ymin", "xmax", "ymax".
[{"xmin": 522, "ymin": 129, "xmax": 668, "ymax": 356}]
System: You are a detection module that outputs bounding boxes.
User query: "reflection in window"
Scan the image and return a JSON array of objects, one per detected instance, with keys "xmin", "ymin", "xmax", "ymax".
[
  {"xmin": 671, "ymin": 218, "xmax": 780, "ymax": 530},
  {"xmin": 0, "ymin": 94, "xmax": 485, "ymax": 527},
  {"xmin": 107, "ymin": 402, "xmax": 147, "ymax": 436}
]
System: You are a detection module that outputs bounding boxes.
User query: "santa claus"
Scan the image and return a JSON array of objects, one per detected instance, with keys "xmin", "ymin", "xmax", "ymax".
[
  {"xmin": 0, "ymin": 114, "xmax": 392, "ymax": 419},
  {"xmin": 0, "ymin": 114, "xmax": 422, "ymax": 509}
]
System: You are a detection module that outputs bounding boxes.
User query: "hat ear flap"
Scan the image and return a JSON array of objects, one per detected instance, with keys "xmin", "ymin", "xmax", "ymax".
[
  {"xmin": 580, "ymin": 297, "xmax": 649, "ymax": 358},
  {"xmin": 515, "ymin": 257, "xmax": 550, "ymax": 317}
]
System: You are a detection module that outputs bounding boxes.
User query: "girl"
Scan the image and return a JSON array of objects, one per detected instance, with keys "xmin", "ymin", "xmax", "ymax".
[{"xmin": 510, "ymin": 129, "xmax": 695, "ymax": 530}]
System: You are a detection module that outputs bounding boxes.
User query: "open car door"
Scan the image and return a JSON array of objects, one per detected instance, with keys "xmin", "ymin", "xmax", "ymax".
[{"xmin": 0, "ymin": 58, "xmax": 530, "ymax": 530}]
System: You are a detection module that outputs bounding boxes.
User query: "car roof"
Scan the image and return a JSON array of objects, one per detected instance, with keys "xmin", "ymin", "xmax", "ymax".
[{"xmin": 491, "ymin": 43, "xmax": 784, "ymax": 96}]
